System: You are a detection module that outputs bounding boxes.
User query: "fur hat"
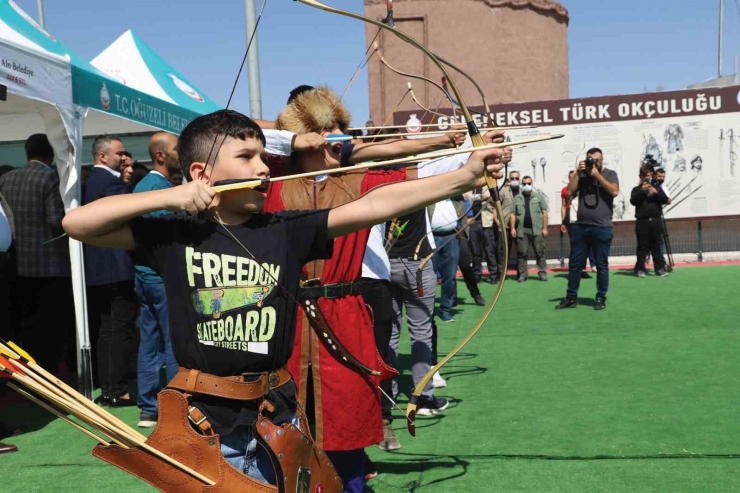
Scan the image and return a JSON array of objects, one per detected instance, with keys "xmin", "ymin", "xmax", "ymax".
[{"xmin": 276, "ymin": 86, "xmax": 351, "ymax": 134}]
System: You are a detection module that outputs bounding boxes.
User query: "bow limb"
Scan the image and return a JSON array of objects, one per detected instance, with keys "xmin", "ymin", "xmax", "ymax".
[
  {"xmin": 408, "ymin": 82, "xmax": 449, "ymax": 120},
  {"xmin": 375, "ymin": 42, "xmax": 455, "ymax": 118},
  {"xmin": 407, "ymin": 205, "xmax": 507, "ymax": 436},
  {"xmin": 440, "ymin": 77, "xmax": 488, "ymax": 119},
  {"xmin": 437, "ymin": 58, "xmax": 492, "ymax": 117}
]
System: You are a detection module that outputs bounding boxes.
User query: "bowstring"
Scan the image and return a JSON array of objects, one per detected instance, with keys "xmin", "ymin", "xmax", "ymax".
[
  {"xmin": 369, "ymin": 88, "xmax": 410, "ymax": 143},
  {"xmin": 330, "ymin": 29, "xmax": 381, "ymax": 111},
  {"xmin": 202, "ymin": 0, "xmax": 268, "ymax": 178}
]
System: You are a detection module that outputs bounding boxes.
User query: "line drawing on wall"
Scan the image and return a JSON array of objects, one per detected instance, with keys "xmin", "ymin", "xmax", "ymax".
[{"xmin": 664, "ymin": 123, "xmax": 684, "ymax": 154}]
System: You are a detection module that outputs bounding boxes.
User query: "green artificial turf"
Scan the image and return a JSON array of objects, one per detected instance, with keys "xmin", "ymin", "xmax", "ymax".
[{"xmin": 2, "ymin": 265, "xmax": 739, "ymax": 492}]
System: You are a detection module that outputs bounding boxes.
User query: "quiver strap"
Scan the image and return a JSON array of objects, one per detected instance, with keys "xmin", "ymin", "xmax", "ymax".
[{"xmin": 300, "ymin": 279, "xmax": 398, "ymax": 382}]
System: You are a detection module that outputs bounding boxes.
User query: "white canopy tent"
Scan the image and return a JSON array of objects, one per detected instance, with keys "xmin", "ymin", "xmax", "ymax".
[{"xmin": 0, "ymin": 1, "xmax": 219, "ymax": 396}]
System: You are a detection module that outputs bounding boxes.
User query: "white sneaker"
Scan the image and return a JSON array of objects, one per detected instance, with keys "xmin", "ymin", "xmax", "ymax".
[{"xmin": 432, "ymin": 372, "xmax": 447, "ymax": 388}]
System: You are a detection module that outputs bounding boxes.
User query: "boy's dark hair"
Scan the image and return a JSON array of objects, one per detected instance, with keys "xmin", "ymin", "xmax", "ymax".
[
  {"xmin": 522, "ymin": 175, "xmax": 533, "ymax": 182},
  {"xmin": 25, "ymin": 134, "xmax": 55, "ymax": 162},
  {"xmin": 586, "ymin": 147, "xmax": 603, "ymax": 156},
  {"xmin": 287, "ymin": 85, "xmax": 315, "ymax": 104},
  {"xmin": 639, "ymin": 164, "xmax": 654, "ymax": 177},
  {"xmin": 178, "ymin": 110, "xmax": 266, "ymax": 181}
]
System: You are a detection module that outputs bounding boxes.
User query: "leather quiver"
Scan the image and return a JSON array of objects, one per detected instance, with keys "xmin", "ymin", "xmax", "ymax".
[
  {"xmin": 93, "ymin": 390, "xmax": 275, "ymax": 492},
  {"xmin": 254, "ymin": 413, "xmax": 342, "ymax": 493},
  {"xmin": 92, "ymin": 389, "xmax": 342, "ymax": 493}
]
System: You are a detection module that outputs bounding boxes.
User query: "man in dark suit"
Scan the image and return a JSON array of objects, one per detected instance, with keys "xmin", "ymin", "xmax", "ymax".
[
  {"xmin": 0, "ymin": 134, "xmax": 74, "ymax": 374},
  {"xmin": 0, "ymin": 190, "xmax": 18, "ymax": 455},
  {"xmin": 83, "ymin": 135, "xmax": 136, "ymax": 407}
]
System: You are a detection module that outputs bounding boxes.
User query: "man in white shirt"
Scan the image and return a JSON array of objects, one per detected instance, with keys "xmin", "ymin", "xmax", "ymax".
[
  {"xmin": 0, "ymin": 192, "xmax": 12, "ymax": 254},
  {"xmin": 429, "ymin": 197, "xmax": 464, "ymax": 322},
  {"xmin": 83, "ymin": 135, "xmax": 137, "ymax": 407},
  {"xmin": 654, "ymin": 168, "xmax": 672, "ymax": 205}
]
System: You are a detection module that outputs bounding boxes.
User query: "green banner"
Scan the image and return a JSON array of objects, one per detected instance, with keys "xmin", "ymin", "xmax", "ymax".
[{"xmin": 72, "ymin": 66, "xmax": 198, "ymax": 135}]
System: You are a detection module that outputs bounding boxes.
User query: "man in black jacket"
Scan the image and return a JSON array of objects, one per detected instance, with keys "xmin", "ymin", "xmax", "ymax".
[
  {"xmin": 630, "ymin": 165, "xmax": 669, "ymax": 278},
  {"xmin": 0, "ymin": 191, "xmax": 18, "ymax": 455},
  {"xmin": 83, "ymin": 135, "xmax": 137, "ymax": 407}
]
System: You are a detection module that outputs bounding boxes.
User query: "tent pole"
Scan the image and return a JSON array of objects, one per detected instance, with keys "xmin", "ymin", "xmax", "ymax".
[
  {"xmin": 37, "ymin": 0, "xmax": 45, "ymax": 28},
  {"xmin": 719, "ymin": 0, "xmax": 724, "ymax": 77},
  {"xmin": 244, "ymin": 0, "xmax": 263, "ymax": 119}
]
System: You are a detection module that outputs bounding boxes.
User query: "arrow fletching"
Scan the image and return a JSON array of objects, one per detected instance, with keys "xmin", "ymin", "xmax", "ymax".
[
  {"xmin": 325, "ymin": 133, "xmax": 354, "ymax": 142},
  {"xmin": 0, "ymin": 354, "xmax": 22, "ymax": 375},
  {"xmin": 0, "ymin": 342, "xmax": 20, "ymax": 361},
  {"xmin": 8, "ymin": 341, "xmax": 35, "ymax": 364}
]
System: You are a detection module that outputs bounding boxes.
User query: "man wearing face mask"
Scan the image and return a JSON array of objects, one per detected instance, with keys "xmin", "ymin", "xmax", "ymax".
[
  {"xmin": 556, "ymin": 148, "xmax": 619, "ymax": 311},
  {"xmin": 631, "ymin": 165, "xmax": 669, "ymax": 278},
  {"xmin": 510, "ymin": 176, "xmax": 549, "ymax": 282},
  {"xmin": 654, "ymin": 168, "xmax": 672, "ymax": 205},
  {"xmin": 497, "ymin": 170, "xmax": 521, "ymax": 277}
]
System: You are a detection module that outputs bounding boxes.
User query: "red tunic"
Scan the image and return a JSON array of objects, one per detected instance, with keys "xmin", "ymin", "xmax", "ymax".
[{"xmin": 263, "ymin": 168, "xmax": 406, "ymax": 451}]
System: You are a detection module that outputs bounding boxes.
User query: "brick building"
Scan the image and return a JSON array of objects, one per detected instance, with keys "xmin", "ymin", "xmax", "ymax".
[{"xmin": 364, "ymin": 0, "xmax": 570, "ymax": 125}]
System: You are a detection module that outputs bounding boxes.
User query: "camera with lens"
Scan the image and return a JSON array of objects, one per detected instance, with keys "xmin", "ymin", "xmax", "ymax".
[{"xmin": 585, "ymin": 156, "xmax": 597, "ymax": 170}]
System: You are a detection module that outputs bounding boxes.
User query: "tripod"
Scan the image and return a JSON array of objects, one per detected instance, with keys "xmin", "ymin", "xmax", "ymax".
[{"xmin": 660, "ymin": 209, "xmax": 675, "ymax": 272}]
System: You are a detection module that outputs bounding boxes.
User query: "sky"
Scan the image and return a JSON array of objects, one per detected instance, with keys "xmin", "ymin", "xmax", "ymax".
[{"xmin": 13, "ymin": 0, "xmax": 740, "ymax": 127}]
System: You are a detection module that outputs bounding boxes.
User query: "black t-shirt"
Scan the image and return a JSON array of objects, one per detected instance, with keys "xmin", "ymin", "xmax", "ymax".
[
  {"xmin": 576, "ymin": 169, "xmax": 619, "ymax": 227},
  {"xmin": 130, "ymin": 210, "xmax": 333, "ymax": 434},
  {"xmin": 387, "ymin": 209, "xmax": 432, "ymax": 259},
  {"xmin": 523, "ymin": 195, "xmax": 533, "ymax": 228}
]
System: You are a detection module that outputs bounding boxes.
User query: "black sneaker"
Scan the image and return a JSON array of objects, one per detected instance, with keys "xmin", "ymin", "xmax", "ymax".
[
  {"xmin": 490, "ymin": 276, "xmax": 500, "ymax": 285},
  {"xmin": 538, "ymin": 271, "xmax": 548, "ymax": 281},
  {"xmin": 474, "ymin": 295, "xmax": 486, "ymax": 306},
  {"xmin": 656, "ymin": 270, "xmax": 670, "ymax": 277},
  {"xmin": 416, "ymin": 396, "xmax": 450, "ymax": 416},
  {"xmin": 138, "ymin": 412, "xmax": 158, "ymax": 428},
  {"xmin": 581, "ymin": 271, "xmax": 592, "ymax": 279},
  {"xmin": 517, "ymin": 275, "xmax": 528, "ymax": 283},
  {"xmin": 555, "ymin": 297, "xmax": 578, "ymax": 310},
  {"xmin": 594, "ymin": 299, "xmax": 606, "ymax": 311}
]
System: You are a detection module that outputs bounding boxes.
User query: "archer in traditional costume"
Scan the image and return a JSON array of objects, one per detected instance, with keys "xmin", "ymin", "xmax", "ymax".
[
  {"xmin": 262, "ymin": 86, "xmax": 508, "ymax": 490},
  {"xmin": 62, "ymin": 109, "xmax": 504, "ymax": 492}
]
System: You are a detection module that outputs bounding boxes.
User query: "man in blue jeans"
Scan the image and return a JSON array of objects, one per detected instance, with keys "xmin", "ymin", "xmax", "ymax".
[
  {"xmin": 132, "ymin": 132, "xmax": 181, "ymax": 427},
  {"xmin": 556, "ymin": 148, "xmax": 620, "ymax": 311},
  {"xmin": 429, "ymin": 197, "xmax": 465, "ymax": 322}
]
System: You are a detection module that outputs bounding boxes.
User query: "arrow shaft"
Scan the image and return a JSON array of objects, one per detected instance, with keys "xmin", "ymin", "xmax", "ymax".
[
  {"xmin": 213, "ymin": 134, "xmax": 562, "ymax": 193},
  {"xmin": 350, "ymin": 126, "xmax": 537, "ymax": 139}
]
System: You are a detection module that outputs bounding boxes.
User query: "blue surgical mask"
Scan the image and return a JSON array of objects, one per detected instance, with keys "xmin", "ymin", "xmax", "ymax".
[{"xmin": 523, "ymin": 184, "xmax": 533, "ymax": 193}]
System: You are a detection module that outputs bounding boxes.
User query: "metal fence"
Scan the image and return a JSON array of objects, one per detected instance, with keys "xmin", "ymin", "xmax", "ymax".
[{"xmin": 539, "ymin": 216, "xmax": 740, "ymax": 265}]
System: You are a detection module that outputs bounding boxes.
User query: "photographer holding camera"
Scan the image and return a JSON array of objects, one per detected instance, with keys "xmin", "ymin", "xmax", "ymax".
[
  {"xmin": 630, "ymin": 164, "xmax": 670, "ymax": 278},
  {"xmin": 556, "ymin": 148, "xmax": 620, "ymax": 311}
]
